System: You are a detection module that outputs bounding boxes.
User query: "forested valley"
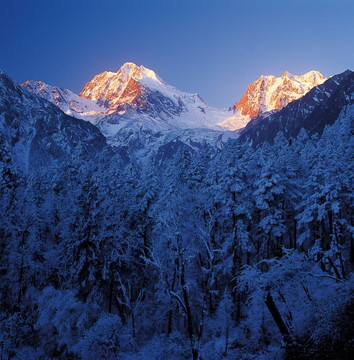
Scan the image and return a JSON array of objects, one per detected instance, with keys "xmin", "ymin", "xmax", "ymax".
[{"xmin": 1, "ymin": 104, "xmax": 353, "ymax": 359}]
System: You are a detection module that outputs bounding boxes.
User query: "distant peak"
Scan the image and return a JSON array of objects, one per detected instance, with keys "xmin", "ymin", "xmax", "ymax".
[
  {"xmin": 297, "ymin": 70, "xmax": 325, "ymax": 84},
  {"xmin": 122, "ymin": 61, "xmax": 138, "ymax": 68},
  {"xmin": 117, "ymin": 62, "xmax": 162, "ymax": 84},
  {"xmin": 305, "ymin": 70, "xmax": 323, "ymax": 76},
  {"xmin": 281, "ymin": 70, "xmax": 325, "ymax": 81},
  {"xmin": 282, "ymin": 70, "xmax": 294, "ymax": 77},
  {"xmin": 119, "ymin": 61, "xmax": 140, "ymax": 74},
  {"xmin": 22, "ymin": 80, "xmax": 42, "ymax": 87},
  {"xmin": 0, "ymin": 70, "xmax": 16, "ymax": 87},
  {"xmin": 234, "ymin": 69, "xmax": 328, "ymax": 118},
  {"xmin": 79, "ymin": 62, "xmax": 165, "ymax": 105},
  {"xmin": 120, "ymin": 61, "xmax": 142, "ymax": 70},
  {"xmin": 0, "ymin": 70, "xmax": 10, "ymax": 79}
]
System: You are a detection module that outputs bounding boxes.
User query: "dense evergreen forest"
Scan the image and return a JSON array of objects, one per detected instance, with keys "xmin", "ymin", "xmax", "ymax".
[{"xmin": 0, "ymin": 108, "xmax": 353, "ymax": 359}]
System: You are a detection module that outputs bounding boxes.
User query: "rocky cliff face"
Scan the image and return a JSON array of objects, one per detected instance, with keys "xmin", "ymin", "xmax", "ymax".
[
  {"xmin": 79, "ymin": 63, "xmax": 165, "ymax": 113},
  {"xmin": 238, "ymin": 70, "xmax": 353, "ymax": 147},
  {"xmin": 234, "ymin": 70, "xmax": 327, "ymax": 118}
]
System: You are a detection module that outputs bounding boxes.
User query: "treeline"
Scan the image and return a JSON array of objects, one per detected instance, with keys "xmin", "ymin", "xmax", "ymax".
[{"xmin": 0, "ymin": 112, "xmax": 353, "ymax": 359}]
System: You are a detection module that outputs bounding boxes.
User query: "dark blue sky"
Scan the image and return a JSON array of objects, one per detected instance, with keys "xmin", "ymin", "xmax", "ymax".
[{"xmin": 1, "ymin": 0, "xmax": 353, "ymax": 107}]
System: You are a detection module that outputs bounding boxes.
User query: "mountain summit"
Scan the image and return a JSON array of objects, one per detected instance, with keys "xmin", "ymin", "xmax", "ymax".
[
  {"xmin": 79, "ymin": 62, "xmax": 165, "ymax": 113},
  {"xmin": 238, "ymin": 70, "xmax": 353, "ymax": 147},
  {"xmin": 234, "ymin": 70, "xmax": 327, "ymax": 119}
]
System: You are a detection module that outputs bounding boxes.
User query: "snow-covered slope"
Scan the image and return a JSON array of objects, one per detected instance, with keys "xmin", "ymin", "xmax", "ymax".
[
  {"xmin": 21, "ymin": 64, "xmax": 330, "ymax": 142},
  {"xmin": 219, "ymin": 70, "xmax": 327, "ymax": 130},
  {"xmin": 1, "ymin": 71, "xmax": 107, "ymax": 170},
  {"xmin": 22, "ymin": 63, "xmax": 234, "ymax": 142},
  {"xmin": 239, "ymin": 70, "xmax": 353, "ymax": 147},
  {"xmin": 79, "ymin": 62, "xmax": 231, "ymax": 131},
  {"xmin": 236, "ymin": 70, "xmax": 327, "ymax": 117},
  {"xmin": 22, "ymin": 80, "xmax": 107, "ymax": 122}
]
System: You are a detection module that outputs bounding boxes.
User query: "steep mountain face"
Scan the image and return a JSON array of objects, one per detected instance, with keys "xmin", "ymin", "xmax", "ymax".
[
  {"xmin": 79, "ymin": 63, "xmax": 167, "ymax": 113},
  {"xmin": 0, "ymin": 71, "xmax": 107, "ymax": 170},
  {"xmin": 234, "ymin": 70, "xmax": 326, "ymax": 118},
  {"xmin": 218, "ymin": 70, "xmax": 327, "ymax": 131},
  {"xmin": 239, "ymin": 70, "xmax": 354, "ymax": 147}
]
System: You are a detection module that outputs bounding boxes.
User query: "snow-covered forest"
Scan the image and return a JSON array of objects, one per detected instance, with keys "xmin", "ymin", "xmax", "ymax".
[{"xmin": 1, "ymin": 102, "xmax": 353, "ymax": 359}]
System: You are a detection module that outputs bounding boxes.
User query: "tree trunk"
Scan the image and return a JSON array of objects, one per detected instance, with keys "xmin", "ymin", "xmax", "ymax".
[
  {"xmin": 167, "ymin": 308, "xmax": 173, "ymax": 335},
  {"xmin": 235, "ymin": 290, "xmax": 241, "ymax": 323},
  {"xmin": 181, "ymin": 262, "xmax": 194, "ymax": 343},
  {"xmin": 322, "ymin": 218, "xmax": 330, "ymax": 250},
  {"xmin": 132, "ymin": 312, "xmax": 136, "ymax": 339},
  {"xmin": 327, "ymin": 256, "xmax": 342, "ymax": 279},
  {"xmin": 232, "ymin": 243, "xmax": 241, "ymax": 323},
  {"xmin": 338, "ymin": 252, "xmax": 347, "ymax": 279},
  {"xmin": 180, "ymin": 261, "xmax": 198, "ymax": 359},
  {"xmin": 265, "ymin": 292, "xmax": 292, "ymax": 344},
  {"xmin": 328, "ymin": 210, "xmax": 333, "ymax": 236},
  {"xmin": 168, "ymin": 268, "xmax": 177, "ymax": 335},
  {"xmin": 108, "ymin": 281, "xmax": 113, "ymax": 313},
  {"xmin": 224, "ymin": 317, "xmax": 229, "ymax": 356},
  {"xmin": 209, "ymin": 292, "xmax": 213, "ymax": 316}
]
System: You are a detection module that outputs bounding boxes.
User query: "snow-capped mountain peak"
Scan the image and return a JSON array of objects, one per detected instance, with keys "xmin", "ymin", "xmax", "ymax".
[
  {"xmin": 121, "ymin": 62, "xmax": 163, "ymax": 83},
  {"xmin": 21, "ymin": 62, "xmax": 234, "ymax": 144},
  {"xmin": 296, "ymin": 70, "xmax": 326, "ymax": 84},
  {"xmin": 73, "ymin": 62, "xmax": 234, "ymax": 137},
  {"xmin": 234, "ymin": 70, "xmax": 327, "ymax": 119},
  {"xmin": 79, "ymin": 62, "xmax": 165, "ymax": 109},
  {"xmin": 216, "ymin": 70, "xmax": 327, "ymax": 131}
]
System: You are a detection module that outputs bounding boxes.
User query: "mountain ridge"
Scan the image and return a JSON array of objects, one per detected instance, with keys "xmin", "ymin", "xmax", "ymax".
[
  {"xmin": 238, "ymin": 69, "xmax": 353, "ymax": 147},
  {"xmin": 233, "ymin": 70, "xmax": 327, "ymax": 119},
  {"xmin": 0, "ymin": 71, "xmax": 107, "ymax": 170},
  {"xmin": 21, "ymin": 63, "xmax": 330, "ymax": 139},
  {"xmin": 22, "ymin": 63, "xmax": 233, "ymax": 142}
]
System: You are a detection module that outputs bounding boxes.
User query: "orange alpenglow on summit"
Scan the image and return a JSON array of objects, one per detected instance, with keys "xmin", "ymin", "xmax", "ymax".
[
  {"xmin": 234, "ymin": 70, "xmax": 326, "ymax": 119},
  {"xmin": 79, "ymin": 62, "xmax": 161, "ymax": 113}
]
